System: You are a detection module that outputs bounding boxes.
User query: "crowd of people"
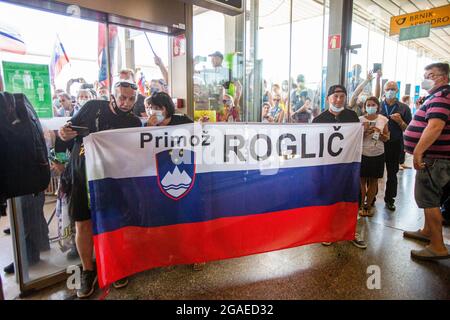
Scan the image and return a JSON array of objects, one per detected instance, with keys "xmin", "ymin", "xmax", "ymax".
[{"xmin": 1, "ymin": 56, "xmax": 448, "ymax": 300}]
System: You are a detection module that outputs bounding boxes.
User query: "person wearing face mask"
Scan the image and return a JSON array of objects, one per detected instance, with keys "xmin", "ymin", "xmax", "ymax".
[
  {"xmin": 313, "ymin": 85, "xmax": 359, "ymax": 123},
  {"xmin": 379, "ymin": 81, "xmax": 412, "ymax": 211},
  {"xmin": 313, "ymin": 85, "xmax": 366, "ymax": 249},
  {"xmin": 58, "ymin": 81, "xmax": 142, "ymax": 298},
  {"xmin": 73, "ymin": 89, "xmax": 93, "ymax": 116},
  {"xmin": 403, "ymin": 62, "xmax": 450, "ymax": 261},
  {"xmin": 359, "ymin": 97, "xmax": 390, "ymax": 217},
  {"xmin": 145, "ymin": 92, "xmax": 192, "ymax": 127}
]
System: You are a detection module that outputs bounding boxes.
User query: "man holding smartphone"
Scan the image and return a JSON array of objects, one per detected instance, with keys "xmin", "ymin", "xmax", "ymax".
[{"xmin": 59, "ymin": 80, "xmax": 142, "ymax": 298}]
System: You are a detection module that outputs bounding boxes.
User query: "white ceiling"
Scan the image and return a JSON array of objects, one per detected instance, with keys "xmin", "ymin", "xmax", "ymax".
[{"xmin": 352, "ymin": 0, "xmax": 450, "ymax": 60}]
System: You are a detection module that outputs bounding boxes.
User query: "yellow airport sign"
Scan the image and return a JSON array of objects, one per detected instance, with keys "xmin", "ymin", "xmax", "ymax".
[{"xmin": 390, "ymin": 4, "xmax": 450, "ymax": 36}]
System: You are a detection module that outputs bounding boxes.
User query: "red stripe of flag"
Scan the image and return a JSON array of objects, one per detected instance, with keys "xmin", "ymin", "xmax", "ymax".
[{"xmin": 94, "ymin": 202, "xmax": 358, "ymax": 287}]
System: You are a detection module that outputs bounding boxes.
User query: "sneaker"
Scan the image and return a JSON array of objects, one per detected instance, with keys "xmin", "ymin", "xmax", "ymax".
[
  {"xmin": 321, "ymin": 242, "xmax": 333, "ymax": 246},
  {"xmin": 351, "ymin": 233, "xmax": 367, "ymax": 249},
  {"xmin": 112, "ymin": 278, "xmax": 129, "ymax": 289},
  {"xmin": 77, "ymin": 270, "xmax": 97, "ymax": 299},
  {"xmin": 386, "ymin": 202, "xmax": 396, "ymax": 211}
]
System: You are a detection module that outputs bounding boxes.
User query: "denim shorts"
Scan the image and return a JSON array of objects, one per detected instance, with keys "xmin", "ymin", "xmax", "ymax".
[{"xmin": 415, "ymin": 158, "xmax": 450, "ymax": 209}]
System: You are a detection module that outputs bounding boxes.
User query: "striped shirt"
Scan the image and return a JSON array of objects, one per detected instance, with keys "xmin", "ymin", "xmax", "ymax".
[{"xmin": 404, "ymin": 85, "xmax": 450, "ymax": 159}]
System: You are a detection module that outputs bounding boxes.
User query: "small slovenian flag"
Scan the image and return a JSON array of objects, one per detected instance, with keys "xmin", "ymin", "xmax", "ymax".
[
  {"xmin": 50, "ymin": 35, "xmax": 70, "ymax": 85},
  {"xmin": 137, "ymin": 71, "xmax": 146, "ymax": 95},
  {"xmin": 0, "ymin": 25, "xmax": 26, "ymax": 55}
]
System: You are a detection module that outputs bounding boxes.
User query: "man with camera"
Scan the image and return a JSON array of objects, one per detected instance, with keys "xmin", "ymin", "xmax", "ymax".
[{"xmin": 58, "ymin": 80, "xmax": 142, "ymax": 298}]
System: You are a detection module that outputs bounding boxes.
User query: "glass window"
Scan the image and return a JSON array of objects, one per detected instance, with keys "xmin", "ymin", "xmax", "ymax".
[
  {"xmin": 245, "ymin": 0, "xmax": 329, "ymax": 123},
  {"xmin": 193, "ymin": 6, "xmax": 244, "ymax": 123},
  {"xmin": 290, "ymin": 0, "xmax": 329, "ymax": 122},
  {"xmin": 0, "ymin": 1, "xmax": 93, "ymax": 291}
]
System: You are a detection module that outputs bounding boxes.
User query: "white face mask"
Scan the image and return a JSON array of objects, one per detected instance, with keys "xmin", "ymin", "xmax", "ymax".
[
  {"xmin": 385, "ymin": 90, "xmax": 397, "ymax": 100},
  {"xmin": 78, "ymin": 99, "xmax": 88, "ymax": 107},
  {"xmin": 421, "ymin": 79, "xmax": 435, "ymax": 91},
  {"xmin": 150, "ymin": 110, "xmax": 165, "ymax": 124},
  {"xmin": 329, "ymin": 104, "xmax": 343, "ymax": 113}
]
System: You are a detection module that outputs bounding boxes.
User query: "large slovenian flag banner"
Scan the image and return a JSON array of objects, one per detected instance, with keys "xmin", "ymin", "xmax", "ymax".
[
  {"xmin": 84, "ymin": 123, "xmax": 363, "ymax": 287},
  {"xmin": 0, "ymin": 25, "xmax": 26, "ymax": 55}
]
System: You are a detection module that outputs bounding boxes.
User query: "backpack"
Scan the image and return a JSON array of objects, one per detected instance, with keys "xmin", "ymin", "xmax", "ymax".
[{"xmin": 0, "ymin": 92, "xmax": 50, "ymax": 199}]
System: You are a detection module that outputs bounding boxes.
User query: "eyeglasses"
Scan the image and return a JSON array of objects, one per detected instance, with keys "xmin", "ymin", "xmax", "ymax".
[
  {"xmin": 114, "ymin": 81, "xmax": 138, "ymax": 90},
  {"xmin": 424, "ymin": 73, "xmax": 445, "ymax": 80}
]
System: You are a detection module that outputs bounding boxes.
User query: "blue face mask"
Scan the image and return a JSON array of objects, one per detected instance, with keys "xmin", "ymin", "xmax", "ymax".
[
  {"xmin": 385, "ymin": 90, "xmax": 396, "ymax": 100},
  {"xmin": 366, "ymin": 106, "xmax": 377, "ymax": 115}
]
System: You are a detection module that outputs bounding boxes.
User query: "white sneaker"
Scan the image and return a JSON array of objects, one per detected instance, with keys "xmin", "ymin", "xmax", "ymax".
[{"xmin": 351, "ymin": 233, "xmax": 367, "ymax": 249}]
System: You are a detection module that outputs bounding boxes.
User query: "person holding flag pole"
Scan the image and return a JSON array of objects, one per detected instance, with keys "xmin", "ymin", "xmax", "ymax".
[{"xmin": 144, "ymin": 32, "xmax": 169, "ymax": 92}]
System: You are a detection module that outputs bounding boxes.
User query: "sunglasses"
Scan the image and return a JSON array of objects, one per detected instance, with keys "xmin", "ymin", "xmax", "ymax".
[{"xmin": 114, "ymin": 81, "xmax": 138, "ymax": 90}]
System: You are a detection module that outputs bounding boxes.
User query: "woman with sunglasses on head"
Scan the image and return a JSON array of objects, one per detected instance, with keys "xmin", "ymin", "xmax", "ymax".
[{"xmin": 145, "ymin": 92, "xmax": 193, "ymax": 126}]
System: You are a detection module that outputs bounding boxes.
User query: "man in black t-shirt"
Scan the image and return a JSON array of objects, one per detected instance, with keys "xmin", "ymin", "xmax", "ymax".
[
  {"xmin": 312, "ymin": 84, "xmax": 366, "ymax": 249},
  {"xmin": 59, "ymin": 81, "xmax": 142, "ymax": 299},
  {"xmin": 312, "ymin": 85, "xmax": 359, "ymax": 123}
]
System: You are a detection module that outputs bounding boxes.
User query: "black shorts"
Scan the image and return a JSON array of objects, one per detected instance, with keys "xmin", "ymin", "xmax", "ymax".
[
  {"xmin": 68, "ymin": 143, "xmax": 91, "ymax": 222},
  {"xmin": 361, "ymin": 154, "xmax": 385, "ymax": 178}
]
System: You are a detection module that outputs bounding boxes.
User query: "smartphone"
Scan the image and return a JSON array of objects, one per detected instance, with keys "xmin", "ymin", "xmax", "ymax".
[
  {"xmin": 373, "ymin": 63, "xmax": 382, "ymax": 73},
  {"xmin": 69, "ymin": 125, "xmax": 89, "ymax": 136},
  {"xmin": 369, "ymin": 121, "xmax": 376, "ymax": 127}
]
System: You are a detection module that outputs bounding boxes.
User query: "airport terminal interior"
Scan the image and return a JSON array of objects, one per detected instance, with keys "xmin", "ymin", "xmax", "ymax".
[{"xmin": 0, "ymin": 0, "xmax": 449, "ymax": 300}]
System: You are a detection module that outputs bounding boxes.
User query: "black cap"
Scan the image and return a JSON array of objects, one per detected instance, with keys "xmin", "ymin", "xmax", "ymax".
[
  {"xmin": 208, "ymin": 51, "xmax": 223, "ymax": 59},
  {"xmin": 327, "ymin": 85, "xmax": 347, "ymax": 97}
]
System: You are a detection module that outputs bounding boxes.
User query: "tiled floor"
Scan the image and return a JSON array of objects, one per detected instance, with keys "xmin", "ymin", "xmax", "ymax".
[{"xmin": 2, "ymin": 157, "xmax": 450, "ymax": 300}]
